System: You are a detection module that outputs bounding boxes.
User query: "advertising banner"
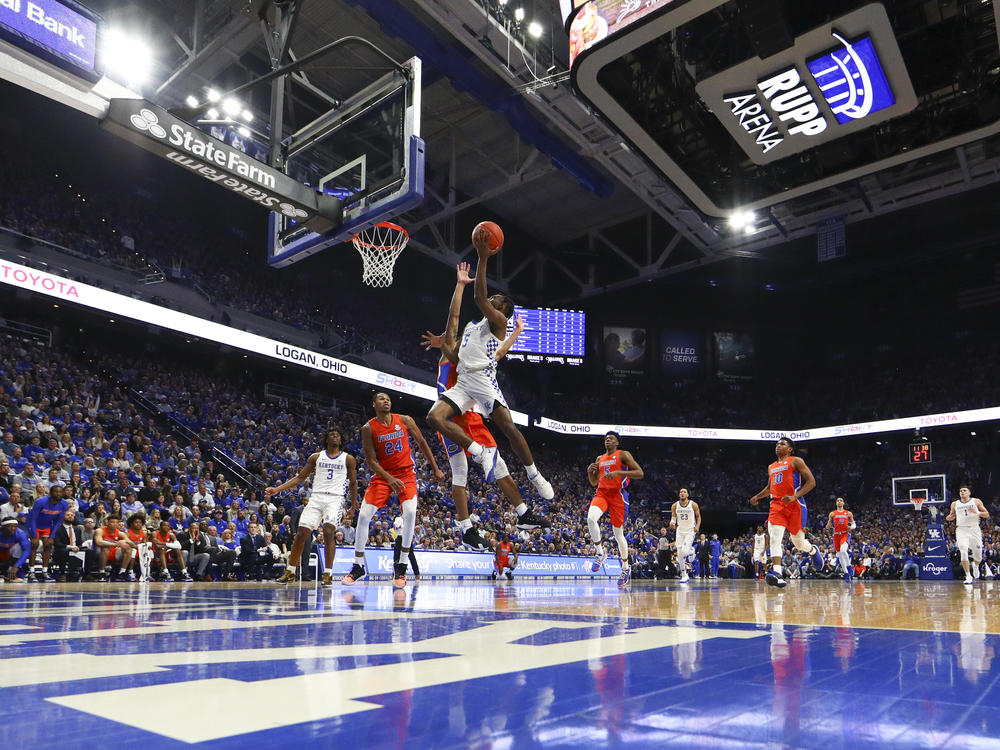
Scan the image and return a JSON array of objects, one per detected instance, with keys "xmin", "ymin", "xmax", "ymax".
[
  {"xmin": 604, "ymin": 326, "xmax": 646, "ymax": 376},
  {"xmin": 319, "ymin": 547, "xmax": 623, "ymax": 578},
  {"xmin": 100, "ymin": 99, "xmax": 341, "ymax": 234},
  {"xmin": 918, "ymin": 524, "xmax": 952, "ymax": 580},
  {"xmin": 660, "ymin": 330, "xmax": 702, "ymax": 377},
  {"xmin": 713, "ymin": 331, "xmax": 755, "ymax": 381},
  {"xmin": 0, "ymin": 0, "xmax": 98, "ymax": 75}
]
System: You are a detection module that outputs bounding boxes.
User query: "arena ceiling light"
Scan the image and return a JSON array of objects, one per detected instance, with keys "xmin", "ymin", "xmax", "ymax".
[
  {"xmin": 514, "ymin": 7, "xmax": 525, "ymax": 22},
  {"xmin": 222, "ymin": 97, "xmax": 242, "ymax": 117},
  {"xmin": 185, "ymin": 95, "xmax": 199, "ymax": 108},
  {"xmin": 205, "ymin": 88, "xmax": 221, "ymax": 103},
  {"xmin": 242, "ymin": 110, "xmax": 254, "ymax": 123},
  {"xmin": 527, "ymin": 21, "xmax": 543, "ymax": 38},
  {"xmin": 728, "ymin": 210, "xmax": 756, "ymax": 231},
  {"xmin": 206, "ymin": 107, "xmax": 219, "ymax": 119},
  {"xmin": 100, "ymin": 29, "xmax": 153, "ymax": 90}
]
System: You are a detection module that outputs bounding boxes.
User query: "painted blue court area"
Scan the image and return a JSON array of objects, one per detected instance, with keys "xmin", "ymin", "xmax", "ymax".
[{"xmin": 1, "ymin": 580, "xmax": 998, "ymax": 749}]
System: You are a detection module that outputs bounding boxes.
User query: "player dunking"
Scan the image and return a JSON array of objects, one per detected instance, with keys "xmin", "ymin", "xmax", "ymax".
[
  {"xmin": 825, "ymin": 497, "xmax": 856, "ymax": 581},
  {"xmin": 751, "ymin": 525, "xmax": 767, "ymax": 579},
  {"xmin": 669, "ymin": 488, "xmax": 700, "ymax": 583},
  {"xmin": 587, "ymin": 431, "xmax": 643, "ymax": 587},
  {"xmin": 422, "ymin": 262, "xmax": 549, "ymax": 550},
  {"xmin": 426, "ymin": 230, "xmax": 554, "ymax": 502},
  {"xmin": 946, "ymin": 485, "xmax": 990, "ymax": 585},
  {"xmin": 269, "ymin": 428, "xmax": 358, "ymax": 586},
  {"xmin": 344, "ymin": 392, "xmax": 444, "ymax": 589},
  {"xmin": 749, "ymin": 437, "xmax": 823, "ymax": 588}
]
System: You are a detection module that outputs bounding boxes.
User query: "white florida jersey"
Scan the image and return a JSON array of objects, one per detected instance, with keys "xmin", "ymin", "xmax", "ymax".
[
  {"xmin": 675, "ymin": 501, "xmax": 696, "ymax": 532},
  {"xmin": 312, "ymin": 450, "xmax": 348, "ymax": 496},
  {"xmin": 753, "ymin": 533, "xmax": 766, "ymax": 552},
  {"xmin": 457, "ymin": 318, "xmax": 503, "ymax": 376},
  {"xmin": 955, "ymin": 497, "xmax": 982, "ymax": 530}
]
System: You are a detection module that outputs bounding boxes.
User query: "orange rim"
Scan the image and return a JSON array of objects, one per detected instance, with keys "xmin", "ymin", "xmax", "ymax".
[{"xmin": 351, "ymin": 221, "xmax": 409, "ymax": 249}]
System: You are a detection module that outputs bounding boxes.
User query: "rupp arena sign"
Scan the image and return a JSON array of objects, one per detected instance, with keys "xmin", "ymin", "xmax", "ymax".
[
  {"xmin": 100, "ymin": 99, "xmax": 341, "ymax": 234},
  {"xmin": 695, "ymin": 4, "xmax": 916, "ymax": 165}
]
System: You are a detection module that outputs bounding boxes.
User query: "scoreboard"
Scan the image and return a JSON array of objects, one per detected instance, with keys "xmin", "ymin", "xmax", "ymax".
[
  {"xmin": 505, "ymin": 308, "xmax": 585, "ymax": 365},
  {"xmin": 909, "ymin": 441, "xmax": 932, "ymax": 464}
]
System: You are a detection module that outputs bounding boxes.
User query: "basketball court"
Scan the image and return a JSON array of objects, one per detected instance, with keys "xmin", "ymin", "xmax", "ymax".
[{"xmin": 2, "ymin": 578, "xmax": 999, "ymax": 748}]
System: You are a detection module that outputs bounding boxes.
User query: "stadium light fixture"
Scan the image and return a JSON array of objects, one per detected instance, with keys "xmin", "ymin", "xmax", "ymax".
[
  {"xmin": 101, "ymin": 29, "xmax": 153, "ymax": 90},
  {"xmin": 185, "ymin": 95, "xmax": 199, "ymax": 108},
  {"xmin": 728, "ymin": 210, "xmax": 756, "ymax": 231},
  {"xmin": 206, "ymin": 88, "xmax": 221, "ymax": 103},
  {"xmin": 241, "ymin": 110, "xmax": 254, "ymax": 123},
  {"xmin": 499, "ymin": 0, "xmax": 508, "ymax": 5},
  {"xmin": 528, "ymin": 21, "xmax": 543, "ymax": 38},
  {"xmin": 223, "ymin": 98, "xmax": 241, "ymax": 117},
  {"xmin": 238, "ymin": 126, "xmax": 251, "ymax": 138},
  {"xmin": 514, "ymin": 7, "xmax": 525, "ymax": 22},
  {"xmin": 206, "ymin": 107, "xmax": 219, "ymax": 119}
]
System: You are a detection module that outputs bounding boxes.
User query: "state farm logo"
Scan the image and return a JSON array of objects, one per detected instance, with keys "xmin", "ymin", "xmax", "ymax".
[
  {"xmin": 129, "ymin": 108, "xmax": 166, "ymax": 139},
  {"xmin": 278, "ymin": 203, "xmax": 308, "ymax": 219}
]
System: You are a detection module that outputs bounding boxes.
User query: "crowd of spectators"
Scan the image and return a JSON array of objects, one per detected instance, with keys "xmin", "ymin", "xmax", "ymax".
[{"xmin": 0, "ymin": 330, "xmax": 995, "ymax": 584}]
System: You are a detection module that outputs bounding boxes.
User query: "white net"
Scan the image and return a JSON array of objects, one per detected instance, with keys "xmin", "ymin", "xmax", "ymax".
[{"xmin": 351, "ymin": 221, "xmax": 409, "ymax": 287}]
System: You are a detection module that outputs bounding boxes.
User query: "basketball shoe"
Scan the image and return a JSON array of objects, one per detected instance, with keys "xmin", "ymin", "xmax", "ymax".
[
  {"xmin": 765, "ymin": 567, "xmax": 787, "ymax": 588},
  {"xmin": 462, "ymin": 527, "xmax": 489, "ymax": 550},
  {"xmin": 526, "ymin": 470, "xmax": 554, "ymax": 500},
  {"xmin": 592, "ymin": 546, "xmax": 607, "ymax": 572},
  {"xmin": 617, "ymin": 564, "xmax": 631, "ymax": 588},
  {"xmin": 393, "ymin": 563, "xmax": 408, "ymax": 590},
  {"xmin": 322, "ymin": 572, "xmax": 334, "ymax": 587},
  {"xmin": 473, "ymin": 447, "xmax": 499, "ymax": 482},
  {"xmin": 516, "ymin": 508, "xmax": 550, "ymax": 529},
  {"xmin": 279, "ymin": 568, "xmax": 297, "ymax": 584},
  {"xmin": 342, "ymin": 562, "xmax": 366, "ymax": 585}
]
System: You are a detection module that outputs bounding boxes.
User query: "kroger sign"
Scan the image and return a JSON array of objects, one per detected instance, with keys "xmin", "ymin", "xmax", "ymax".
[{"xmin": 696, "ymin": 5, "xmax": 915, "ymax": 165}]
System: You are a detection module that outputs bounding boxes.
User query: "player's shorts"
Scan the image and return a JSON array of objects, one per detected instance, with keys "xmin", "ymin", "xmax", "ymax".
[
  {"xmin": 768, "ymin": 497, "xmax": 806, "ymax": 535},
  {"xmin": 496, "ymin": 556, "xmax": 509, "ymax": 570},
  {"xmin": 441, "ymin": 370, "xmax": 508, "ymax": 417},
  {"xmin": 34, "ymin": 528, "xmax": 52, "ymax": 540},
  {"xmin": 300, "ymin": 493, "xmax": 346, "ymax": 530},
  {"xmin": 363, "ymin": 466, "xmax": 418, "ymax": 508},
  {"xmin": 676, "ymin": 530, "xmax": 695, "ymax": 557},
  {"xmin": 438, "ymin": 411, "xmax": 497, "ymax": 456},
  {"xmin": 956, "ymin": 527, "xmax": 983, "ymax": 552},
  {"xmin": 833, "ymin": 532, "xmax": 851, "ymax": 551},
  {"xmin": 752, "ymin": 548, "xmax": 766, "ymax": 563},
  {"xmin": 591, "ymin": 487, "xmax": 629, "ymax": 527}
]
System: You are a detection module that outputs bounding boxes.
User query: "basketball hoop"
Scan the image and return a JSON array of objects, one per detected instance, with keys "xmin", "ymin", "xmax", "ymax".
[
  {"xmin": 351, "ymin": 221, "xmax": 409, "ymax": 287},
  {"xmin": 911, "ymin": 498, "xmax": 925, "ymax": 512}
]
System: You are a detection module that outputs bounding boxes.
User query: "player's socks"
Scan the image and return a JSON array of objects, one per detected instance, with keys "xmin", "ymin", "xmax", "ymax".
[
  {"xmin": 457, "ymin": 518, "xmax": 473, "ymax": 532},
  {"xmin": 515, "ymin": 503, "xmax": 528, "ymax": 516}
]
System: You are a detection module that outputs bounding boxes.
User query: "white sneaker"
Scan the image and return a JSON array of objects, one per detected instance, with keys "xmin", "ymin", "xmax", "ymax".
[
  {"xmin": 529, "ymin": 471, "xmax": 554, "ymax": 500},
  {"xmin": 678, "ymin": 573, "xmax": 689, "ymax": 583},
  {"xmin": 972, "ymin": 565, "xmax": 981, "ymax": 580},
  {"xmin": 473, "ymin": 447, "xmax": 499, "ymax": 482},
  {"xmin": 965, "ymin": 574, "xmax": 974, "ymax": 585}
]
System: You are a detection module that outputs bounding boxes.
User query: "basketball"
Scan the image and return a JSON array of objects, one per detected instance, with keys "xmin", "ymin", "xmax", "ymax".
[{"xmin": 472, "ymin": 221, "xmax": 504, "ymax": 254}]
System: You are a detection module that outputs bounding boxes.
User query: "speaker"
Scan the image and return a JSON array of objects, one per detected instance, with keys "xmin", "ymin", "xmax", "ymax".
[{"xmin": 737, "ymin": 0, "xmax": 794, "ymax": 60}]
